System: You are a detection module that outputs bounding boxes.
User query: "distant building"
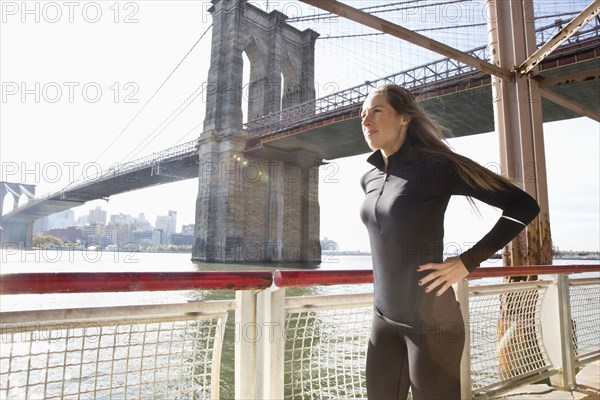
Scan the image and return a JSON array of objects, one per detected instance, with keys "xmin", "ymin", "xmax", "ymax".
[
  {"xmin": 48, "ymin": 210, "xmax": 76, "ymax": 230},
  {"xmin": 181, "ymin": 224, "xmax": 195, "ymax": 235},
  {"xmin": 105, "ymin": 222, "xmax": 132, "ymax": 247},
  {"xmin": 76, "ymin": 215, "xmax": 89, "ymax": 226},
  {"xmin": 110, "ymin": 213, "xmax": 135, "ymax": 225},
  {"xmin": 171, "ymin": 233, "xmax": 194, "ymax": 246},
  {"xmin": 33, "ymin": 216, "xmax": 49, "ymax": 236},
  {"xmin": 320, "ymin": 237, "xmax": 338, "ymax": 252},
  {"xmin": 132, "ymin": 230, "xmax": 161, "ymax": 246},
  {"xmin": 155, "ymin": 210, "xmax": 177, "ymax": 244},
  {"xmin": 88, "ymin": 207, "xmax": 107, "ymax": 225},
  {"xmin": 82, "ymin": 223, "xmax": 107, "ymax": 247},
  {"xmin": 134, "ymin": 213, "xmax": 152, "ymax": 231},
  {"xmin": 48, "ymin": 227, "xmax": 83, "ymax": 243}
]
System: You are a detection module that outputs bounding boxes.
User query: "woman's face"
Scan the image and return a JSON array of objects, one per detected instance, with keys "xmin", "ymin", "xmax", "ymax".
[{"xmin": 361, "ymin": 92, "xmax": 410, "ymax": 156}]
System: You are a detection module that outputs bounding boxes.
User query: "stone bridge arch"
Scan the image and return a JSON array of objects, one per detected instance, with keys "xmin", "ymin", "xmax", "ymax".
[
  {"xmin": 193, "ymin": 0, "xmax": 322, "ymax": 264},
  {"xmin": 203, "ymin": 0, "xmax": 319, "ymax": 136},
  {"xmin": 1, "ymin": 182, "xmax": 35, "ymax": 215},
  {"xmin": 0, "ymin": 182, "xmax": 36, "ymax": 248}
]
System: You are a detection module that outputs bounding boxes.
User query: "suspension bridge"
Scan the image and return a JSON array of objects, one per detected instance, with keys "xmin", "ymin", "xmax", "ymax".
[{"xmin": 1, "ymin": 1, "xmax": 599, "ymax": 257}]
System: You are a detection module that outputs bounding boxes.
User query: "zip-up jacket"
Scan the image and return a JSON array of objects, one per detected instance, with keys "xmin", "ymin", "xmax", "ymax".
[{"xmin": 360, "ymin": 139, "xmax": 540, "ymax": 327}]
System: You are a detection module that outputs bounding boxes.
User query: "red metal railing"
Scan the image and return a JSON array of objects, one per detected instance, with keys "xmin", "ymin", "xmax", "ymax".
[
  {"xmin": 274, "ymin": 265, "xmax": 600, "ymax": 287},
  {"xmin": 274, "ymin": 269, "xmax": 373, "ymax": 287},
  {"xmin": 0, "ymin": 271, "xmax": 273, "ymax": 294},
  {"xmin": 1, "ymin": 266, "xmax": 598, "ymax": 294}
]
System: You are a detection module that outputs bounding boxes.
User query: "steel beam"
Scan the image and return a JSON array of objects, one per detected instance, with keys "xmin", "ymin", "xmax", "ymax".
[
  {"xmin": 298, "ymin": 0, "xmax": 512, "ymax": 81},
  {"xmin": 540, "ymin": 87, "xmax": 600, "ymax": 122},
  {"xmin": 537, "ymin": 69, "xmax": 600, "ymax": 88},
  {"xmin": 519, "ymin": 0, "xmax": 600, "ymax": 76},
  {"xmin": 486, "ymin": 0, "xmax": 552, "ymax": 269}
]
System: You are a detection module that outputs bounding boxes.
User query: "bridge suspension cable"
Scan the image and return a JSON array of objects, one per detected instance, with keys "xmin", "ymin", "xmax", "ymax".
[
  {"xmin": 288, "ymin": 0, "xmax": 474, "ymax": 23},
  {"xmin": 119, "ymin": 84, "xmax": 206, "ymax": 163},
  {"xmin": 316, "ymin": 11, "xmax": 581, "ymax": 40},
  {"xmin": 289, "ymin": 0, "xmax": 587, "ymax": 23},
  {"xmin": 96, "ymin": 24, "xmax": 212, "ymax": 163},
  {"xmin": 302, "ymin": 0, "xmax": 589, "ymax": 88},
  {"xmin": 60, "ymin": 23, "xmax": 212, "ymax": 190},
  {"xmin": 172, "ymin": 120, "xmax": 205, "ymax": 147}
]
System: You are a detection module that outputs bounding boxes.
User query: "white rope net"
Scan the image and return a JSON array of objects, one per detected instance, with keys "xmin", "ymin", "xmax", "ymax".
[
  {"xmin": 569, "ymin": 281, "xmax": 600, "ymax": 361},
  {"xmin": 1, "ymin": 314, "xmax": 227, "ymax": 399},
  {"xmin": 468, "ymin": 286, "xmax": 550, "ymax": 395},
  {"xmin": 284, "ymin": 306, "xmax": 372, "ymax": 400}
]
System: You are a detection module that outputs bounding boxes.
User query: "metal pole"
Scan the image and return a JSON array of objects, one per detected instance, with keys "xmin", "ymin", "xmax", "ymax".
[
  {"xmin": 487, "ymin": 0, "xmax": 551, "ymax": 380},
  {"xmin": 486, "ymin": 0, "xmax": 552, "ymax": 268},
  {"xmin": 235, "ymin": 290, "xmax": 258, "ymax": 399},
  {"xmin": 486, "ymin": 0, "xmax": 527, "ymax": 267},
  {"xmin": 520, "ymin": 0, "xmax": 553, "ymax": 266},
  {"xmin": 457, "ymin": 279, "xmax": 472, "ymax": 399},
  {"xmin": 556, "ymin": 274, "xmax": 577, "ymax": 389},
  {"xmin": 256, "ymin": 285, "xmax": 286, "ymax": 399}
]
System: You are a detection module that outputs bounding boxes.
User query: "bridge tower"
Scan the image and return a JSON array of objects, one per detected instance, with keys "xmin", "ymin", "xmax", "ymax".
[
  {"xmin": 193, "ymin": 0, "xmax": 321, "ymax": 263},
  {"xmin": 0, "ymin": 182, "xmax": 36, "ymax": 249}
]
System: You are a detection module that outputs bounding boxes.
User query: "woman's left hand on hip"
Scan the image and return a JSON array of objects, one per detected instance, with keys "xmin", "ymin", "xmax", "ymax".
[{"xmin": 417, "ymin": 256, "xmax": 469, "ymax": 296}]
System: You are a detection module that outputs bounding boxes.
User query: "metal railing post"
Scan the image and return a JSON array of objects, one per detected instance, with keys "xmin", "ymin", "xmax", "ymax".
[
  {"xmin": 457, "ymin": 279, "xmax": 472, "ymax": 399},
  {"xmin": 541, "ymin": 274, "xmax": 576, "ymax": 389},
  {"xmin": 256, "ymin": 284, "xmax": 286, "ymax": 399},
  {"xmin": 235, "ymin": 289, "xmax": 258, "ymax": 399},
  {"xmin": 557, "ymin": 274, "xmax": 577, "ymax": 388}
]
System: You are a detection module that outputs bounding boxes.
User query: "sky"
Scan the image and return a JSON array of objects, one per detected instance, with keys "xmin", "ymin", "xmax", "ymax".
[{"xmin": 1, "ymin": 0, "xmax": 598, "ymax": 252}]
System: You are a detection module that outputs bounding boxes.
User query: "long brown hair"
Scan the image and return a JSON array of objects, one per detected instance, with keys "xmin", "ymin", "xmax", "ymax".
[{"xmin": 371, "ymin": 83, "xmax": 513, "ymax": 193}]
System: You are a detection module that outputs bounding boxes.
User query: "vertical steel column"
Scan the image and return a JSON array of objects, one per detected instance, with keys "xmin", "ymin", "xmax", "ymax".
[
  {"xmin": 486, "ymin": 0, "xmax": 552, "ymax": 269},
  {"xmin": 235, "ymin": 290, "xmax": 258, "ymax": 398},
  {"xmin": 487, "ymin": 0, "xmax": 552, "ymax": 381},
  {"xmin": 457, "ymin": 280, "xmax": 472, "ymax": 399},
  {"xmin": 519, "ymin": 0, "xmax": 553, "ymax": 266},
  {"xmin": 541, "ymin": 274, "xmax": 576, "ymax": 389},
  {"xmin": 556, "ymin": 274, "xmax": 577, "ymax": 388},
  {"xmin": 256, "ymin": 284, "xmax": 286, "ymax": 399}
]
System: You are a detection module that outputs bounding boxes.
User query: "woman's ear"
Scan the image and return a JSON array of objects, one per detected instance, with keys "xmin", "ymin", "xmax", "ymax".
[{"xmin": 400, "ymin": 114, "xmax": 411, "ymax": 126}]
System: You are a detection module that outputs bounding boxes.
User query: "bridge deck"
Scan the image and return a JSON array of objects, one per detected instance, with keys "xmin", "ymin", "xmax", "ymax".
[{"xmin": 245, "ymin": 38, "xmax": 599, "ymax": 161}]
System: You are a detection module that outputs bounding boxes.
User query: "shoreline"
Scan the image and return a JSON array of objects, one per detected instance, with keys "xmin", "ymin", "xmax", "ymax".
[{"xmin": 5, "ymin": 247, "xmax": 600, "ymax": 261}]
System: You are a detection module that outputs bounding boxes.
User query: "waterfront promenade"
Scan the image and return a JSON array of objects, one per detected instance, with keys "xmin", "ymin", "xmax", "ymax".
[
  {"xmin": 1, "ymin": 255, "xmax": 598, "ymax": 399},
  {"xmin": 501, "ymin": 360, "xmax": 599, "ymax": 399}
]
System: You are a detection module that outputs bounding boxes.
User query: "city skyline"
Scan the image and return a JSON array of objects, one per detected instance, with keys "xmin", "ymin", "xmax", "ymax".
[
  {"xmin": 36, "ymin": 206, "xmax": 187, "ymax": 231},
  {"xmin": 34, "ymin": 205, "xmax": 194, "ymax": 248}
]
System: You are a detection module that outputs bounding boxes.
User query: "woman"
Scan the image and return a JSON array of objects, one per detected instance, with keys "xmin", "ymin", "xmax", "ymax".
[{"xmin": 359, "ymin": 84, "xmax": 540, "ymax": 399}]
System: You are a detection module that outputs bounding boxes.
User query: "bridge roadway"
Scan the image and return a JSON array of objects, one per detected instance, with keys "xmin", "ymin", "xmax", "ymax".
[
  {"xmin": 2, "ymin": 25, "xmax": 599, "ymax": 227},
  {"xmin": 1, "ymin": 141, "xmax": 199, "ymax": 225},
  {"xmin": 245, "ymin": 35, "xmax": 600, "ymax": 161}
]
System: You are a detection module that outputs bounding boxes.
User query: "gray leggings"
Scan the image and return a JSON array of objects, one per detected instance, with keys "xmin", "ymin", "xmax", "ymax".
[{"xmin": 366, "ymin": 310, "xmax": 465, "ymax": 399}]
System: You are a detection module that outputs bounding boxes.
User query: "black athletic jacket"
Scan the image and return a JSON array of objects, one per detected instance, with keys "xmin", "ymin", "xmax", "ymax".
[{"xmin": 360, "ymin": 139, "xmax": 540, "ymax": 327}]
